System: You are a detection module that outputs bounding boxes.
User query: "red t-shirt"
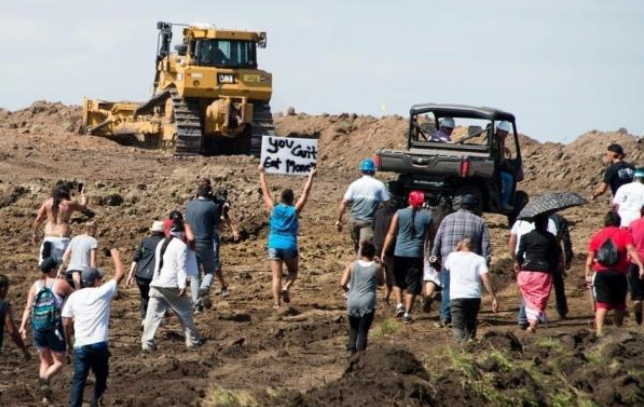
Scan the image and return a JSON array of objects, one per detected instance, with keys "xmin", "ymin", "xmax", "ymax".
[
  {"xmin": 629, "ymin": 218, "xmax": 644, "ymax": 259},
  {"xmin": 588, "ymin": 226, "xmax": 633, "ymax": 273}
]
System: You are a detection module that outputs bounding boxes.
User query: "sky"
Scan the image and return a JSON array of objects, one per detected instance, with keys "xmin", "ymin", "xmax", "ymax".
[{"xmin": 1, "ymin": 0, "xmax": 642, "ymax": 142}]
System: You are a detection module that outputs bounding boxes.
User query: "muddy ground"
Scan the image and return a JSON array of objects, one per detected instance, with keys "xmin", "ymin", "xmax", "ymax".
[{"xmin": 0, "ymin": 102, "xmax": 642, "ymax": 406}]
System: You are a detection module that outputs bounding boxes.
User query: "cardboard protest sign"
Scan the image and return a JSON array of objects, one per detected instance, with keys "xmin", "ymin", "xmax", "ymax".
[{"xmin": 260, "ymin": 136, "xmax": 318, "ymax": 176}]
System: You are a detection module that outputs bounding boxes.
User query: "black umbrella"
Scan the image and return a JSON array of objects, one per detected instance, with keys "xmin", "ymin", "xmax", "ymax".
[{"xmin": 517, "ymin": 191, "xmax": 588, "ymax": 220}]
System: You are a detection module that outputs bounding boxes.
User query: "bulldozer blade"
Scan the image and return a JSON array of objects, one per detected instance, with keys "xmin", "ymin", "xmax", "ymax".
[{"xmin": 135, "ymin": 90, "xmax": 172, "ymax": 115}]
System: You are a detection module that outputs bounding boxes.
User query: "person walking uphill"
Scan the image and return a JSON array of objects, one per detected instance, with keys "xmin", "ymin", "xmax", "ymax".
[
  {"xmin": 62, "ymin": 249, "xmax": 124, "ymax": 407},
  {"xmin": 445, "ymin": 238, "xmax": 498, "ymax": 343},
  {"xmin": 33, "ymin": 182, "xmax": 88, "ymax": 264},
  {"xmin": 141, "ymin": 223, "xmax": 203, "ymax": 351},
  {"xmin": 126, "ymin": 221, "xmax": 165, "ymax": 325},
  {"xmin": 58, "ymin": 221, "xmax": 99, "ymax": 289},
  {"xmin": 259, "ymin": 165, "xmax": 316, "ymax": 308},
  {"xmin": 186, "ymin": 184, "xmax": 222, "ymax": 309},
  {"xmin": 515, "ymin": 214, "xmax": 562, "ymax": 333},
  {"xmin": 340, "ymin": 242, "xmax": 384, "ymax": 354},
  {"xmin": 586, "ymin": 211, "xmax": 644, "ymax": 336},
  {"xmin": 432, "ymin": 194, "xmax": 491, "ymax": 328},
  {"xmin": 337, "ymin": 159, "xmax": 390, "ymax": 253},
  {"xmin": 613, "ymin": 167, "xmax": 644, "ymax": 227},
  {"xmin": 381, "ymin": 191, "xmax": 432, "ymax": 323},
  {"xmin": 628, "ymin": 206, "xmax": 644, "ymax": 326},
  {"xmin": 19, "ymin": 257, "xmax": 74, "ymax": 404},
  {"xmin": 592, "ymin": 144, "xmax": 635, "ymax": 200}
]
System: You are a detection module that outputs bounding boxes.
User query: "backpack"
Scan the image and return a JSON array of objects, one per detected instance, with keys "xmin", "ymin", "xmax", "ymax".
[
  {"xmin": 596, "ymin": 234, "xmax": 620, "ymax": 267},
  {"xmin": 32, "ymin": 281, "xmax": 60, "ymax": 332}
]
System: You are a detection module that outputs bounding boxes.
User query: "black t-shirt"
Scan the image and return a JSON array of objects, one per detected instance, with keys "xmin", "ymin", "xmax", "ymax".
[
  {"xmin": 604, "ymin": 162, "xmax": 635, "ymax": 195},
  {"xmin": 517, "ymin": 230, "xmax": 560, "ymax": 273},
  {"xmin": 133, "ymin": 235, "xmax": 164, "ymax": 280}
]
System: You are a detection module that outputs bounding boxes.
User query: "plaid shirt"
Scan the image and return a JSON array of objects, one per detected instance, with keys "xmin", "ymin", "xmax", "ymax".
[{"xmin": 431, "ymin": 209, "xmax": 491, "ymax": 264}]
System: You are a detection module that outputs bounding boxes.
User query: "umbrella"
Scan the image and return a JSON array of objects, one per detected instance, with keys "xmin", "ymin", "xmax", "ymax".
[{"xmin": 517, "ymin": 191, "xmax": 587, "ymax": 220}]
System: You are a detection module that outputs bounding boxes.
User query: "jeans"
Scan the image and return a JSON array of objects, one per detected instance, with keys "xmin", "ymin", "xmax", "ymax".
[
  {"xmin": 142, "ymin": 287, "xmax": 202, "ymax": 350},
  {"xmin": 450, "ymin": 298, "xmax": 481, "ymax": 343},
  {"xmin": 135, "ymin": 277, "xmax": 151, "ymax": 319},
  {"xmin": 440, "ymin": 268, "xmax": 451, "ymax": 323},
  {"xmin": 70, "ymin": 343, "xmax": 109, "ymax": 407},
  {"xmin": 347, "ymin": 312, "xmax": 374, "ymax": 352},
  {"xmin": 500, "ymin": 171, "xmax": 514, "ymax": 206}
]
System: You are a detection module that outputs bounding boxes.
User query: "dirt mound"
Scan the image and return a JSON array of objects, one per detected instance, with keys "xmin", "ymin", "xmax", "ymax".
[{"xmin": 0, "ymin": 100, "xmax": 82, "ymax": 135}]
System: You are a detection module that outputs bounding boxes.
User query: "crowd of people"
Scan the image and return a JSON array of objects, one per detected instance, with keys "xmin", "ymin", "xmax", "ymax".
[{"xmin": 1, "ymin": 142, "xmax": 643, "ymax": 405}]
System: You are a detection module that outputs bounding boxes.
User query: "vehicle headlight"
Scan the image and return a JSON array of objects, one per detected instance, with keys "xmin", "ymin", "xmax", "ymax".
[{"xmin": 218, "ymin": 74, "xmax": 235, "ymax": 84}]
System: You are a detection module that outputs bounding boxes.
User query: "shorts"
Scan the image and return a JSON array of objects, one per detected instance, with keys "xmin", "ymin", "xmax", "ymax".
[
  {"xmin": 268, "ymin": 247, "xmax": 298, "ymax": 261},
  {"xmin": 629, "ymin": 264, "xmax": 644, "ymax": 301},
  {"xmin": 195, "ymin": 243, "xmax": 219, "ymax": 275},
  {"xmin": 33, "ymin": 327, "xmax": 66, "ymax": 353},
  {"xmin": 423, "ymin": 259, "xmax": 442, "ymax": 287},
  {"xmin": 393, "ymin": 256, "xmax": 423, "ymax": 295},
  {"xmin": 593, "ymin": 271, "xmax": 628, "ymax": 311},
  {"xmin": 39, "ymin": 237, "xmax": 71, "ymax": 265},
  {"xmin": 65, "ymin": 270, "xmax": 82, "ymax": 287},
  {"xmin": 349, "ymin": 219, "xmax": 374, "ymax": 252}
]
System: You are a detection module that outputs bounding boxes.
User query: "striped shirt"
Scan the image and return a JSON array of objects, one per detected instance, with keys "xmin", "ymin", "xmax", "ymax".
[{"xmin": 431, "ymin": 209, "xmax": 491, "ymax": 265}]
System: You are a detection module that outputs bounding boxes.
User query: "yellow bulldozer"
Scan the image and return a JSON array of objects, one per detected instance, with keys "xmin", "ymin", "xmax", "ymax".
[{"xmin": 80, "ymin": 21, "xmax": 273, "ymax": 156}]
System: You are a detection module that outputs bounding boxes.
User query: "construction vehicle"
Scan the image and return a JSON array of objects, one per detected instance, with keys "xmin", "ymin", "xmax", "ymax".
[{"xmin": 80, "ymin": 21, "xmax": 274, "ymax": 156}]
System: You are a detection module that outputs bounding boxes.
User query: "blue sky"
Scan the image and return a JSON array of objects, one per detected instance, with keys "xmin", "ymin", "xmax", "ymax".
[{"xmin": 1, "ymin": 0, "xmax": 642, "ymax": 142}]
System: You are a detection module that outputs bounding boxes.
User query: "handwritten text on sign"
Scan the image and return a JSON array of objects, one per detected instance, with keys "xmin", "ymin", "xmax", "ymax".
[{"xmin": 260, "ymin": 136, "xmax": 318, "ymax": 175}]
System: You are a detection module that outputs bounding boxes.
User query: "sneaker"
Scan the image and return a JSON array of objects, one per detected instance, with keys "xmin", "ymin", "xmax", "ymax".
[
  {"xmin": 188, "ymin": 339, "xmax": 205, "ymax": 349},
  {"xmin": 281, "ymin": 289, "xmax": 291, "ymax": 304},
  {"xmin": 434, "ymin": 320, "xmax": 451, "ymax": 328},
  {"xmin": 220, "ymin": 286, "xmax": 230, "ymax": 298},
  {"xmin": 403, "ymin": 313, "xmax": 412, "ymax": 324},
  {"xmin": 194, "ymin": 304, "xmax": 204, "ymax": 315},
  {"xmin": 140, "ymin": 320, "xmax": 145, "ymax": 330},
  {"xmin": 422, "ymin": 297, "xmax": 433, "ymax": 313},
  {"xmin": 395, "ymin": 303, "xmax": 405, "ymax": 317},
  {"xmin": 202, "ymin": 295, "xmax": 212, "ymax": 309}
]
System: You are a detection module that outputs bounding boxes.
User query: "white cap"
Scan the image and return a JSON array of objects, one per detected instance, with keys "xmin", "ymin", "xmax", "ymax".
[
  {"xmin": 440, "ymin": 117, "xmax": 455, "ymax": 129},
  {"xmin": 497, "ymin": 121, "xmax": 512, "ymax": 133},
  {"xmin": 150, "ymin": 221, "xmax": 164, "ymax": 233}
]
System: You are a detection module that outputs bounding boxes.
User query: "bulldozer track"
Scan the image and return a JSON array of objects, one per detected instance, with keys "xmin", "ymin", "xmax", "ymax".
[
  {"xmin": 170, "ymin": 89, "xmax": 203, "ymax": 156},
  {"xmin": 250, "ymin": 102, "xmax": 275, "ymax": 156}
]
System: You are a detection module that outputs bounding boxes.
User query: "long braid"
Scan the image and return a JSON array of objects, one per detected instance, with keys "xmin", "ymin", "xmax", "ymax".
[{"xmin": 409, "ymin": 207, "xmax": 418, "ymax": 239}]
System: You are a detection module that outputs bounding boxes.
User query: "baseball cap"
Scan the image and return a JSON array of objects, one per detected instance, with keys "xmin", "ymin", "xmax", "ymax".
[
  {"xmin": 461, "ymin": 194, "xmax": 478, "ymax": 206},
  {"xmin": 81, "ymin": 267, "xmax": 106, "ymax": 286},
  {"xmin": 150, "ymin": 220, "xmax": 164, "ymax": 233},
  {"xmin": 607, "ymin": 144, "xmax": 624, "ymax": 156},
  {"xmin": 440, "ymin": 117, "xmax": 455, "ymax": 129}
]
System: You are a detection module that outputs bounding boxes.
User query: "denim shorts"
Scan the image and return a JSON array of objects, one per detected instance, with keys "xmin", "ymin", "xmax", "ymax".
[
  {"xmin": 268, "ymin": 248, "xmax": 298, "ymax": 261},
  {"xmin": 33, "ymin": 327, "xmax": 66, "ymax": 353}
]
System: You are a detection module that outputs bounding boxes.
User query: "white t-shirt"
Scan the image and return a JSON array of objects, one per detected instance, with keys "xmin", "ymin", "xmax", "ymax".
[
  {"xmin": 66, "ymin": 235, "xmax": 98, "ymax": 272},
  {"xmin": 510, "ymin": 219, "xmax": 558, "ymax": 254},
  {"xmin": 444, "ymin": 251, "xmax": 489, "ymax": 299},
  {"xmin": 343, "ymin": 175, "xmax": 390, "ymax": 222},
  {"xmin": 151, "ymin": 237, "xmax": 188, "ymax": 289},
  {"xmin": 613, "ymin": 181, "xmax": 644, "ymax": 227},
  {"xmin": 61, "ymin": 280, "xmax": 117, "ymax": 347}
]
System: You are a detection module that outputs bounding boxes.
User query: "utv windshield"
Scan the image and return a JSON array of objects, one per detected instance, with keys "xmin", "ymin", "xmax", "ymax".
[
  {"xmin": 409, "ymin": 113, "xmax": 493, "ymax": 151},
  {"xmin": 193, "ymin": 39, "xmax": 257, "ymax": 68}
]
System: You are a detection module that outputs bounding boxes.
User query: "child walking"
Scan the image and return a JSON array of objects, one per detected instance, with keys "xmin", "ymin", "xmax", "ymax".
[
  {"xmin": 444, "ymin": 238, "xmax": 498, "ymax": 343},
  {"xmin": 340, "ymin": 242, "xmax": 384, "ymax": 354}
]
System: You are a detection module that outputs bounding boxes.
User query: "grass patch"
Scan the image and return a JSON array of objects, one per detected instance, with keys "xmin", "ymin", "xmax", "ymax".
[
  {"xmin": 204, "ymin": 387, "xmax": 258, "ymax": 407},
  {"xmin": 372, "ymin": 318, "xmax": 398, "ymax": 339}
]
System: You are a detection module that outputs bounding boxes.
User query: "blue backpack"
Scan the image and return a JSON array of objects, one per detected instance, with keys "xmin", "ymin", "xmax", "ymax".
[{"xmin": 32, "ymin": 281, "xmax": 60, "ymax": 332}]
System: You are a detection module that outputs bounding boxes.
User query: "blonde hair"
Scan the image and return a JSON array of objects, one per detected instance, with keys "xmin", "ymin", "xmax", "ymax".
[
  {"xmin": 457, "ymin": 237, "xmax": 473, "ymax": 251},
  {"xmin": 84, "ymin": 221, "xmax": 97, "ymax": 235}
]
